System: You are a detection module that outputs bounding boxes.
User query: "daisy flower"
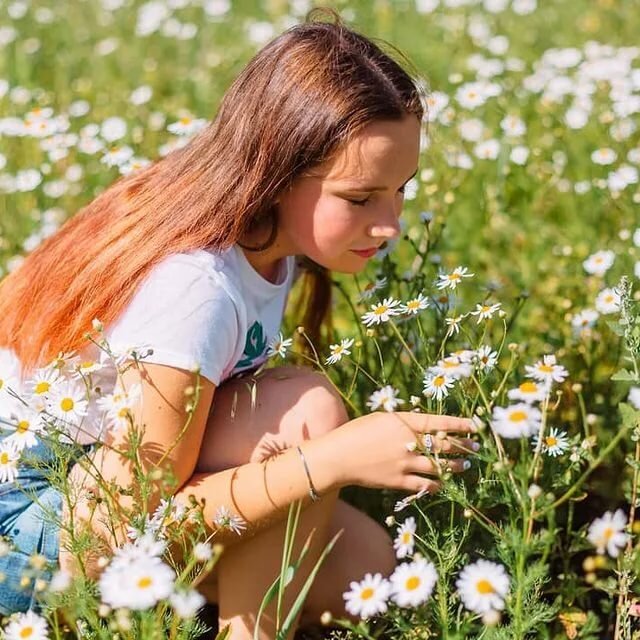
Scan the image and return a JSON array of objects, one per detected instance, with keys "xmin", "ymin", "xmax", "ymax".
[
  {"xmin": 436, "ymin": 266, "xmax": 475, "ymax": 290},
  {"xmin": 367, "ymin": 385, "xmax": 403, "ymax": 412},
  {"xmin": 99, "ymin": 555, "xmax": 176, "ymax": 610},
  {"xmin": 101, "ymin": 145, "xmax": 134, "ymax": 167},
  {"xmin": 532, "ymin": 427, "xmax": 570, "ymax": 457},
  {"xmin": 470, "ymin": 302, "xmax": 501, "ymax": 322},
  {"xmin": 45, "ymin": 378, "xmax": 89, "ymax": 427},
  {"xmin": 358, "ymin": 277, "xmax": 387, "ymax": 302},
  {"xmin": 167, "ymin": 115, "xmax": 207, "ymax": 137},
  {"xmin": 431, "ymin": 356, "xmax": 473, "ymax": 380},
  {"xmin": 3, "ymin": 405, "xmax": 43, "ymax": 454},
  {"xmin": 325, "ymin": 338, "xmax": 354, "ymax": 365},
  {"xmin": 389, "ymin": 557, "xmax": 438, "ymax": 608},
  {"xmin": 393, "ymin": 517, "xmax": 416, "ymax": 559},
  {"xmin": 266, "ymin": 332, "xmax": 292, "ymax": 359},
  {"xmin": 3, "ymin": 610, "xmax": 49, "ymax": 640},
  {"xmin": 23, "ymin": 366, "xmax": 61, "ymax": 411},
  {"xmin": 525, "ymin": 355, "xmax": 568, "ymax": 384},
  {"xmin": 571, "ymin": 309, "xmax": 599, "ymax": 332},
  {"xmin": 343, "ymin": 572, "xmax": 391, "ymax": 619},
  {"xmin": 507, "ymin": 380, "xmax": 550, "ymax": 404},
  {"xmin": 400, "ymin": 293, "xmax": 430, "ymax": 315},
  {"xmin": 169, "ymin": 589, "xmax": 206, "ymax": 619},
  {"xmin": 70, "ymin": 358, "xmax": 106, "ymax": 379},
  {"xmin": 96, "ymin": 383, "xmax": 142, "ymax": 434},
  {"xmin": 423, "ymin": 373, "xmax": 455, "ymax": 401},
  {"xmin": 445, "ymin": 314, "xmax": 466, "ymax": 336},
  {"xmin": 475, "ymin": 346, "xmax": 498, "ymax": 371},
  {"xmin": 456, "ymin": 559, "xmax": 510, "ymax": 614},
  {"xmin": 582, "ymin": 250, "xmax": 615, "ymax": 276},
  {"xmin": 0, "ymin": 442, "xmax": 20, "ymax": 483},
  {"xmin": 591, "ymin": 148, "xmax": 617, "ymax": 165},
  {"xmin": 193, "ymin": 542, "xmax": 213, "ymax": 562},
  {"xmin": 587, "ymin": 509, "xmax": 629, "ymax": 558},
  {"xmin": 491, "ymin": 404, "xmax": 542, "ymax": 438},
  {"xmin": 213, "ymin": 505, "xmax": 247, "ymax": 535},
  {"xmin": 595, "ymin": 287, "xmax": 621, "ymax": 314},
  {"xmin": 361, "ymin": 298, "xmax": 401, "ymax": 326}
]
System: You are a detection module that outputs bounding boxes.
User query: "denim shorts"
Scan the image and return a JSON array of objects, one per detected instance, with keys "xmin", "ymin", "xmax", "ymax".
[{"xmin": 0, "ymin": 436, "xmax": 88, "ymax": 616}]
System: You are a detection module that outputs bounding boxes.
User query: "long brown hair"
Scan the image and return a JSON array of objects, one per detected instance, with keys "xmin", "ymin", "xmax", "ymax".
[{"xmin": 0, "ymin": 8, "xmax": 425, "ymax": 383}]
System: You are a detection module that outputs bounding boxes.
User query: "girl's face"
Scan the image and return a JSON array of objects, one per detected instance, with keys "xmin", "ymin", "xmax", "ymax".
[{"xmin": 275, "ymin": 115, "xmax": 421, "ymax": 274}]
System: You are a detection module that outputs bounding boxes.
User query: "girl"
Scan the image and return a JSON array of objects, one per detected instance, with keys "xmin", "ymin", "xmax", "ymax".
[{"xmin": 0, "ymin": 9, "xmax": 478, "ymax": 638}]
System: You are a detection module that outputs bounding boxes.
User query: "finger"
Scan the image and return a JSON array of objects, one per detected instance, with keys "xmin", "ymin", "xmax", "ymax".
[
  {"xmin": 413, "ymin": 456, "xmax": 471, "ymax": 476},
  {"xmin": 406, "ymin": 477, "xmax": 442, "ymax": 495},
  {"xmin": 437, "ymin": 437, "xmax": 481, "ymax": 455},
  {"xmin": 396, "ymin": 412, "xmax": 477, "ymax": 435}
]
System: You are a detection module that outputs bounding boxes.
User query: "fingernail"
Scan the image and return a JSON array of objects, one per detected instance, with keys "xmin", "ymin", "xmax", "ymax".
[
  {"xmin": 472, "ymin": 442, "xmax": 481, "ymax": 452},
  {"xmin": 463, "ymin": 460, "xmax": 471, "ymax": 470}
]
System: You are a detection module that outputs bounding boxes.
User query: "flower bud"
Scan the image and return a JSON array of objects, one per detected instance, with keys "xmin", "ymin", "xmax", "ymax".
[
  {"xmin": 296, "ymin": 325, "xmax": 305, "ymax": 334},
  {"xmin": 320, "ymin": 611, "xmax": 333, "ymax": 626},
  {"xmin": 582, "ymin": 556, "xmax": 596, "ymax": 572},
  {"xmin": 463, "ymin": 508, "xmax": 473, "ymax": 519},
  {"xmin": 366, "ymin": 328, "xmax": 375, "ymax": 337},
  {"xmin": 571, "ymin": 383, "xmax": 582, "ymax": 393},
  {"xmin": 584, "ymin": 572, "xmax": 596, "ymax": 584},
  {"xmin": 92, "ymin": 318, "xmax": 104, "ymax": 332},
  {"xmin": 385, "ymin": 515, "xmax": 396, "ymax": 527},
  {"xmin": 508, "ymin": 342, "xmax": 519, "ymax": 352},
  {"xmin": 527, "ymin": 484, "xmax": 542, "ymax": 500},
  {"xmin": 482, "ymin": 609, "xmax": 501, "ymax": 626},
  {"xmin": 98, "ymin": 604, "xmax": 111, "ymax": 617}
]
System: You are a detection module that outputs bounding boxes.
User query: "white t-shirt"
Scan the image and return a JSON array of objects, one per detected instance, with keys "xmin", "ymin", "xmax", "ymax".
[{"xmin": 0, "ymin": 245, "xmax": 297, "ymax": 444}]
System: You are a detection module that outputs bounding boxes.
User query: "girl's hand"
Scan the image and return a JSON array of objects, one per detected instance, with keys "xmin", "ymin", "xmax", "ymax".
[{"xmin": 326, "ymin": 411, "xmax": 479, "ymax": 495}]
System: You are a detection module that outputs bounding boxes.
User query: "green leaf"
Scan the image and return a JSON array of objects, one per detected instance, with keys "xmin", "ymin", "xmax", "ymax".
[{"xmin": 611, "ymin": 368, "xmax": 638, "ymax": 382}]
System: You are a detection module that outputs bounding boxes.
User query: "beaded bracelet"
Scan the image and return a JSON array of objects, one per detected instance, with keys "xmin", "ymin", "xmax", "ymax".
[{"xmin": 296, "ymin": 445, "xmax": 321, "ymax": 502}]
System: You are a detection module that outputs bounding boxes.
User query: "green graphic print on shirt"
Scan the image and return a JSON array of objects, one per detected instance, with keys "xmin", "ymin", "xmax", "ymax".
[{"xmin": 235, "ymin": 321, "xmax": 268, "ymax": 369}]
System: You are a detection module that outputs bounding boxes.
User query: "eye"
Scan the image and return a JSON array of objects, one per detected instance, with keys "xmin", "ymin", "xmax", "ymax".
[{"xmin": 347, "ymin": 197, "xmax": 370, "ymax": 206}]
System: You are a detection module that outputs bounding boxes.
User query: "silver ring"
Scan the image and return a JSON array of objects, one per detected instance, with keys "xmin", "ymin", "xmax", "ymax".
[{"xmin": 423, "ymin": 433, "xmax": 434, "ymax": 453}]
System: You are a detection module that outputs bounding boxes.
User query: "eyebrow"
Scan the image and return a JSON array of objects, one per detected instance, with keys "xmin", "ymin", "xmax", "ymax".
[{"xmin": 340, "ymin": 168, "xmax": 419, "ymax": 192}]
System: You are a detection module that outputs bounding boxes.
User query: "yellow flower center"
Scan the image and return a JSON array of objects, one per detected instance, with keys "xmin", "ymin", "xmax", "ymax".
[
  {"xmin": 19, "ymin": 626, "xmax": 34, "ymax": 638},
  {"xmin": 60, "ymin": 397, "xmax": 74, "ymax": 412},
  {"xmin": 405, "ymin": 576, "xmax": 421, "ymax": 591},
  {"xmin": 333, "ymin": 345, "xmax": 344, "ymax": 355},
  {"xmin": 443, "ymin": 361, "xmax": 458, "ymax": 369},
  {"xmin": 360, "ymin": 587, "xmax": 374, "ymax": 600},
  {"xmin": 35, "ymin": 381, "xmax": 50, "ymax": 394},
  {"xmin": 137, "ymin": 576, "xmax": 153, "ymax": 589},
  {"xmin": 433, "ymin": 376, "xmax": 445, "ymax": 387},
  {"xmin": 374, "ymin": 305, "xmax": 388, "ymax": 316},
  {"xmin": 118, "ymin": 408, "xmax": 130, "ymax": 418},
  {"xmin": 519, "ymin": 382, "xmax": 538, "ymax": 393},
  {"xmin": 17, "ymin": 420, "xmax": 30, "ymax": 434},
  {"xmin": 80, "ymin": 361, "xmax": 94, "ymax": 369},
  {"xmin": 605, "ymin": 295, "xmax": 614, "ymax": 303},
  {"xmin": 509, "ymin": 411, "xmax": 527, "ymax": 422},
  {"xmin": 407, "ymin": 300, "xmax": 420, "ymax": 310},
  {"xmin": 0, "ymin": 452, "xmax": 10, "ymax": 464},
  {"xmin": 402, "ymin": 532, "xmax": 412, "ymax": 544},
  {"xmin": 476, "ymin": 579, "xmax": 495, "ymax": 594},
  {"xmin": 538, "ymin": 364, "xmax": 554, "ymax": 373},
  {"xmin": 448, "ymin": 273, "xmax": 462, "ymax": 282},
  {"xmin": 180, "ymin": 116, "xmax": 192, "ymax": 125},
  {"xmin": 603, "ymin": 527, "xmax": 614, "ymax": 541},
  {"xmin": 545, "ymin": 436, "xmax": 557, "ymax": 447}
]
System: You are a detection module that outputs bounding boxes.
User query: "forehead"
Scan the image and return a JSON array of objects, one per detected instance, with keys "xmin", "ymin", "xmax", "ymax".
[{"xmin": 319, "ymin": 116, "xmax": 421, "ymax": 182}]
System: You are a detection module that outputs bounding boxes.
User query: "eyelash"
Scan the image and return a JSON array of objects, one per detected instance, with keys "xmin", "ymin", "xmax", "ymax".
[{"xmin": 348, "ymin": 186, "xmax": 406, "ymax": 207}]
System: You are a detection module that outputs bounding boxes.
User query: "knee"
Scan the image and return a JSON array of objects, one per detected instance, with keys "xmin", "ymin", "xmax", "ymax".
[{"xmin": 294, "ymin": 371, "xmax": 349, "ymax": 439}]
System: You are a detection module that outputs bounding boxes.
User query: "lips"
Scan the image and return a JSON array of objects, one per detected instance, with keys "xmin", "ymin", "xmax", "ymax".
[{"xmin": 350, "ymin": 247, "xmax": 380, "ymax": 258}]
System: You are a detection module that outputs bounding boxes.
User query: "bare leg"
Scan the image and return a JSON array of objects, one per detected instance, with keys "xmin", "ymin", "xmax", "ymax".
[{"xmin": 192, "ymin": 366, "xmax": 349, "ymax": 639}]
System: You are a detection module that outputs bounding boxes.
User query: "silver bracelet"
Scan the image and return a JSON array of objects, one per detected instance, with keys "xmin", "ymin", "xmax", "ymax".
[{"xmin": 296, "ymin": 445, "xmax": 321, "ymax": 502}]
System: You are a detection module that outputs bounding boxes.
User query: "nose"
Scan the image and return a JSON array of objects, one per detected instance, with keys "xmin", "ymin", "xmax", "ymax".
[{"xmin": 368, "ymin": 205, "xmax": 402, "ymax": 240}]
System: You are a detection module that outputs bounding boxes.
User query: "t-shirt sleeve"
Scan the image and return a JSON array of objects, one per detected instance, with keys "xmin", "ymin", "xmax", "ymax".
[{"xmin": 104, "ymin": 255, "xmax": 239, "ymax": 386}]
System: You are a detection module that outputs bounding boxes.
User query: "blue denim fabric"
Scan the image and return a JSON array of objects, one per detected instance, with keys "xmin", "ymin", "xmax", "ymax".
[{"xmin": 0, "ymin": 436, "xmax": 87, "ymax": 615}]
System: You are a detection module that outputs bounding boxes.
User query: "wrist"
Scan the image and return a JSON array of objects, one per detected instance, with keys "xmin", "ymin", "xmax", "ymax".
[{"xmin": 297, "ymin": 430, "xmax": 346, "ymax": 495}]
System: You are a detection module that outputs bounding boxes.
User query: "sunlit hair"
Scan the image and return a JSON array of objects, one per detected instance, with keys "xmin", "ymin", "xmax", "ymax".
[{"xmin": 0, "ymin": 7, "xmax": 425, "ymax": 383}]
